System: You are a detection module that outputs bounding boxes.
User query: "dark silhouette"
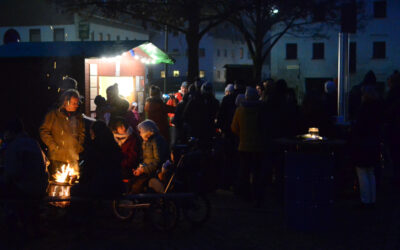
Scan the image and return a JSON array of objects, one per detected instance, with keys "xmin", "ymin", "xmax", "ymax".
[
  {"xmin": 144, "ymin": 85, "xmax": 175, "ymax": 143},
  {"xmin": 350, "ymin": 86, "xmax": 384, "ymax": 207}
]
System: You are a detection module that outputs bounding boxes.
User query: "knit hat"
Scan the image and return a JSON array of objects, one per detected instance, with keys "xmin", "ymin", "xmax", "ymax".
[
  {"xmin": 181, "ymin": 81, "xmax": 188, "ymax": 88},
  {"xmin": 235, "ymin": 94, "xmax": 245, "ymax": 106},
  {"xmin": 245, "ymin": 87, "xmax": 258, "ymax": 101},
  {"xmin": 225, "ymin": 84, "xmax": 234, "ymax": 94},
  {"xmin": 201, "ymin": 81, "xmax": 213, "ymax": 94}
]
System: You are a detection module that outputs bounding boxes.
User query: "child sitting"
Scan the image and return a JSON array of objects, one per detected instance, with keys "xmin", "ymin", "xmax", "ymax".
[
  {"xmin": 111, "ymin": 118, "xmax": 140, "ymax": 181},
  {"xmin": 131, "ymin": 119, "xmax": 169, "ymax": 193}
]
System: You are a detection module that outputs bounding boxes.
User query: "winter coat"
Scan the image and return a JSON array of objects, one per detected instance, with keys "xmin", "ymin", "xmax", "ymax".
[
  {"xmin": 141, "ymin": 133, "xmax": 169, "ymax": 176},
  {"xmin": 231, "ymin": 101, "xmax": 265, "ymax": 152},
  {"xmin": 72, "ymin": 140, "xmax": 124, "ymax": 198},
  {"xmin": 182, "ymin": 93, "xmax": 219, "ymax": 145},
  {"xmin": 114, "ymin": 133, "xmax": 140, "ymax": 179},
  {"xmin": 144, "ymin": 97, "xmax": 175, "ymax": 142},
  {"xmin": 3, "ymin": 133, "xmax": 48, "ymax": 196},
  {"xmin": 40, "ymin": 109, "xmax": 85, "ymax": 163},
  {"xmin": 350, "ymin": 100, "xmax": 384, "ymax": 168},
  {"xmin": 217, "ymin": 94, "xmax": 236, "ymax": 137}
]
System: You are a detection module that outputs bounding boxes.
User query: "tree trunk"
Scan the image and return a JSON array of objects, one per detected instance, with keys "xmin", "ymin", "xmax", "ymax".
[
  {"xmin": 253, "ymin": 57, "xmax": 263, "ymax": 84},
  {"xmin": 185, "ymin": 12, "xmax": 200, "ymax": 83},
  {"xmin": 253, "ymin": 44, "xmax": 264, "ymax": 83}
]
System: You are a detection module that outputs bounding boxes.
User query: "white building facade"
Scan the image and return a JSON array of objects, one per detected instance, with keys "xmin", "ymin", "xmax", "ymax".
[
  {"xmin": 270, "ymin": 0, "xmax": 399, "ymax": 98},
  {"xmin": 148, "ymin": 25, "xmax": 257, "ymax": 91},
  {"xmin": 0, "ymin": 0, "xmax": 149, "ymax": 45}
]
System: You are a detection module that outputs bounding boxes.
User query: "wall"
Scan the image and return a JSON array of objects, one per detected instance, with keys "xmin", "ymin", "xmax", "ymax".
[
  {"xmin": 0, "ymin": 20, "xmax": 148, "ymax": 45},
  {"xmin": 270, "ymin": 0, "xmax": 400, "ymax": 96}
]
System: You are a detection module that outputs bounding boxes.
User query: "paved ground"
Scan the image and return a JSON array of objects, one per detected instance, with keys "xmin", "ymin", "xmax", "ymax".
[{"xmin": 2, "ymin": 167, "xmax": 400, "ymax": 250}]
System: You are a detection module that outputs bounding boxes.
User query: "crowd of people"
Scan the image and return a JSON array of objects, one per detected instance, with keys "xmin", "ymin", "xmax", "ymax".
[{"xmin": 0, "ymin": 69, "xmax": 400, "ymax": 238}]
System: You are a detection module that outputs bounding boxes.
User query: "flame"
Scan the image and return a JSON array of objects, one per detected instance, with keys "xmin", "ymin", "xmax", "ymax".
[{"xmin": 53, "ymin": 164, "xmax": 76, "ymax": 183}]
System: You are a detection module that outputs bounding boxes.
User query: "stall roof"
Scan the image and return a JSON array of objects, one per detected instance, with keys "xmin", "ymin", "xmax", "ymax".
[{"xmin": 0, "ymin": 41, "xmax": 174, "ymax": 64}]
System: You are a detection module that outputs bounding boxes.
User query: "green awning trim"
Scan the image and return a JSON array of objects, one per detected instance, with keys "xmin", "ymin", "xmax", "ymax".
[{"xmin": 138, "ymin": 42, "xmax": 174, "ymax": 64}]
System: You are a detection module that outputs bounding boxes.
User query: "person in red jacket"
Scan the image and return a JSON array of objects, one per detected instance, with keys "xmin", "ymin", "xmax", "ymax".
[{"xmin": 111, "ymin": 118, "xmax": 141, "ymax": 180}]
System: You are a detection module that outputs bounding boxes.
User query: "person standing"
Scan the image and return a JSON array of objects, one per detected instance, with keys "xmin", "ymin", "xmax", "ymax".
[
  {"xmin": 144, "ymin": 85, "xmax": 175, "ymax": 143},
  {"xmin": 350, "ymin": 86, "xmax": 384, "ymax": 208},
  {"xmin": 106, "ymin": 83, "xmax": 130, "ymax": 125},
  {"xmin": 231, "ymin": 87, "xmax": 266, "ymax": 206},
  {"xmin": 40, "ymin": 89, "xmax": 85, "ymax": 180}
]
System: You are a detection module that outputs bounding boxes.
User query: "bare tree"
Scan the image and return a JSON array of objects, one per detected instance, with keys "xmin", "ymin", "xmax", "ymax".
[
  {"xmin": 229, "ymin": 0, "xmax": 364, "ymax": 83},
  {"xmin": 51, "ymin": 0, "xmax": 239, "ymax": 83}
]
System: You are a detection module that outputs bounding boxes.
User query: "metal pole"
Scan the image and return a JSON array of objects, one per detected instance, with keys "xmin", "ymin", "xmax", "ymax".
[
  {"xmin": 164, "ymin": 25, "xmax": 168, "ymax": 94},
  {"xmin": 337, "ymin": 32, "xmax": 350, "ymax": 124}
]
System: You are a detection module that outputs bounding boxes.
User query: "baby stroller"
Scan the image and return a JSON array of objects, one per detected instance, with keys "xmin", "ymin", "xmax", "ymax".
[{"xmin": 112, "ymin": 138, "xmax": 211, "ymax": 230}]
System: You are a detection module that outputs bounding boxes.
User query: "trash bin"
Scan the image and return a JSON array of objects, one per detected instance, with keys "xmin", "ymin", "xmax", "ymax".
[{"xmin": 284, "ymin": 151, "xmax": 335, "ymax": 231}]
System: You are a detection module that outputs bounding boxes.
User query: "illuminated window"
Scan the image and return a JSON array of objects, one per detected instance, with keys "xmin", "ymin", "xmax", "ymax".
[
  {"xmin": 173, "ymin": 70, "xmax": 180, "ymax": 77},
  {"xmin": 161, "ymin": 71, "xmax": 166, "ymax": 78},
  {"xmin": 199, "ymin": 70, "xmax": 205, "ymax": 78}
]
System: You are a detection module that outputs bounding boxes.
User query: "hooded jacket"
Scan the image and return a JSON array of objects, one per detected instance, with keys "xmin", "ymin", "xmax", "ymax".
[
  {"xmin": 40, "ymin": 109, "xmax": 85, "ymax": 163},
  {"xmin": 231, "ymin": 101, "xmax": 265, "ymax": 152}
]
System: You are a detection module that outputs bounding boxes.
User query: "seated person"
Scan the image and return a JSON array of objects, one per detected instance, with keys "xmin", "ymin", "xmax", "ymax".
[
  {"xmin": 111, "ymin": 118, "xmax": 141, "ymax": 181},
  {"xmin": 71, "ymin": 121, "xmax": 124, "ymax": 199},
  {"xmin": 131, "ymin": 119, "xmax": 169, "ymax": 193}
]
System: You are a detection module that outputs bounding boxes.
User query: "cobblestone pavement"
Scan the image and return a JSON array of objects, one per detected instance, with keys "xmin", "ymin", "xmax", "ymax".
[{"xmin": 2, "ymin": 174, "xmax": 400, "ymax": 250}]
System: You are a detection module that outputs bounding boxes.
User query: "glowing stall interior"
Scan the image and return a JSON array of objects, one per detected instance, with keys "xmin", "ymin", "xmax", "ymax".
[{"xmin": 84, "ymin": 42, "xmax": 173, "ymax": 117}]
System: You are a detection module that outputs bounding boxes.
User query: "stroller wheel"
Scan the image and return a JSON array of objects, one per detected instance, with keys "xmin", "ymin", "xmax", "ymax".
[
  {"xmin": 183, "ymin": 194, "xmax": 210, "ymax": 226},
  {"xmin": 112, "ymin": 199, "xmax": 135, "ymax": 221}
]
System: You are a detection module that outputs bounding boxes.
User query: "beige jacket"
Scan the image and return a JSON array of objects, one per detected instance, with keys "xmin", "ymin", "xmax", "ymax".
[{"xmin": 39, "ymin": 109, "xmax": 85, "ymax": 162}]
